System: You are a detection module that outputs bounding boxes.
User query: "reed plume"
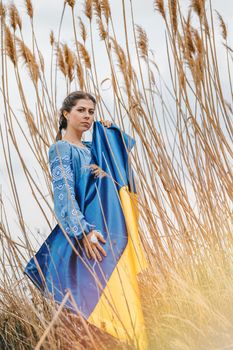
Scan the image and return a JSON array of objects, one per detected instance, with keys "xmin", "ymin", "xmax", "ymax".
[
  {"xmin": 17, "ymin": 39, "xmax": 39, "ymax": 83},
  {"xmin": 101, "ymin": 0, "xmax": 111, "ymax": 24},
  {"xmin": 184, "ymin": 12, "xmax": 195, "ymax": 59},
  {"xmin": 65, "ymin": 0, "xmax": 75, "ymax": 8},
  {"xmin": 93, "ymin": 0, "xmax": 107, "ymax": 40},
  {"xmin": 27, "ymin": 110, "xmax": 39, "ymax": 136},
  {"xmin": 38, "ymin": 50, "xmax": 45, "ymax": 73},
  {"xmin": 111, "ymin": 37, "xmax": 131, "ymax": 96},
  {"xmin": 136, "ymin": 25, "xmax": 149, "ymax": 58},
  {"xmin": 50, "ymin": 30, "xmax": 55, "ymax": 46},
  {"xmin": 193, "ymin": 28, "xmax": 203, "ymax": 55},
  {"xmin": 96, "ymin": 18, "xmax": 107, "ymax": 40},
  {"xmin": 77, "ymin": 41, "xmax": 91, "ymax": 69},
  {"xmin": 56, "ymin": 44, "xmax": 67, "ymax": 77},
  {"xmin": 93, "ymin": 0, "xmax": 101, "ymax": 18},
  {"xmin": 84, "ymin": 0, "xmax": 93, "ymax": 20},
  {"xmin": 76, "ymin": 61, "xmax": 85, "ymax": 90},
  {"xmin": 24, "ymin": 0, "xmax": 33, "ymax": 19},
  {"xmin": 216, "ymin": 10, "xmax": 227, "ymax": 40},
  {"xmin": 191, "ymin": 0, "xmax": 205, "ymax": 20},
  {"xmin": 63, "ymin": 44, "xmax": 75, "ymax": 81},
  {"xmin": 193, "ymin": 29, "xmax": 204, "ymax": 84},
  {"xmin": 111, "ymin": 38, "xmax": 127, "ymax": 74},
  {"xmin": 0, "ymin": 3, "xmax": 6, "ymax": 19},
  {"xmin": 78, "ymin": 17, "xmax": 87, "ymax": 43},
  {"xmin": 168, "ymin": 0, "xmax": 177, "ymax": 34},
  {"xmin": 4, "ymin": 25, "xmax": 17, "ymax": 65},
  {"xmin": 8, "ymin": 3, "xmax": 22, "ymax": 31},
  {"xmin": 154, "ymin": 0, "xmax": 166, "ymax": 19}
]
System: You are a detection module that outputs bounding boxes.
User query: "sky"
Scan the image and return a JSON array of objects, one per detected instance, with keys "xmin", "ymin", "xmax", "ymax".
[{"xmin": 1, "ymin": 0, "xmax": 233, "ymax": 249}]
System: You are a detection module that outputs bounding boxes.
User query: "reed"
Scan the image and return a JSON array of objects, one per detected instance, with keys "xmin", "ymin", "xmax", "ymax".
[
  {"xmin": 0, "ymin": 0, "xmax": 233, "ymax": 349},
  {"xmin": 17, "ymin": 39, "xmax": 39, "ymax": 83},
  {"xmin": 4, "ymin": 24, "xmax": 17, "ymax": 65},
  {"xmin": 8, "ymin": 3, "xmax": 22, "ymax": 31},
  {"xmin": 25, "ymin": 0, "xmax": 33, "ymax": 19}
]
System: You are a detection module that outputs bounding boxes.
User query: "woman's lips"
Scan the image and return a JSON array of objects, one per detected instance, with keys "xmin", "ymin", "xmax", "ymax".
[{"xmin": 81, "ymin": 122, "xmax": 90, "ymax": 126}]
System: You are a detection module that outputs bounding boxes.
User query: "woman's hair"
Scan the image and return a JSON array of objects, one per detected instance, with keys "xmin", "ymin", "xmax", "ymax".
[{"xmin": 55, "ymin": 91, "xmax": 96, "ymax": 141}]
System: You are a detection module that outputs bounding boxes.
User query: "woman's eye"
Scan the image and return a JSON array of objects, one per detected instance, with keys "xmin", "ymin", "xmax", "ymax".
[{"xmin": 76, "ymin": 108, "xmax": 94, "ymax": 114}]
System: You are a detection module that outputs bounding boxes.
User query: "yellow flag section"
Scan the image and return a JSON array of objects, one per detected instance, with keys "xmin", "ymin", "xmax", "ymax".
[{"xmin": 88, "ymin": 186, "xmax": 149, "ymax": 350}]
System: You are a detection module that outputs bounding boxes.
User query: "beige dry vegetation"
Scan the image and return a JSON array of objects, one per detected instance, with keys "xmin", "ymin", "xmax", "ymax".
[{"xmin": 0, "ymin": 0, "xmax": 232, "ymax": 349}]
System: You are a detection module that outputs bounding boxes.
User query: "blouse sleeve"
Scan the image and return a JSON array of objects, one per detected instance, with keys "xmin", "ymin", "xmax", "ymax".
[{"xmin": 48, "ymin": 141, "xmax": 95, "ymax": 240}]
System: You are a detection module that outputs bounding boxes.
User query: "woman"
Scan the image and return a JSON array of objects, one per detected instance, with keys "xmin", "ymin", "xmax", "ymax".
[
  {"xmin": 24, "ymin": 91, "xmax": 148, "ymax": 349},
  {"xmin": 52, "ymin": 91, "xmax": 110, "ymax": 262}
]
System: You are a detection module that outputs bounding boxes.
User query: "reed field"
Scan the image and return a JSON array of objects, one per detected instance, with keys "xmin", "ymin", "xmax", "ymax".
[{"xmin": 0, "ymin": 0, "xmax": 233, "ymax": 349}]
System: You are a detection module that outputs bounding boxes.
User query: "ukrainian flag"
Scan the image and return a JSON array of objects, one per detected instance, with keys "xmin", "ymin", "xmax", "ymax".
[{"xmin": 24, "ymin": 121, "xmax": 148, "ymax": 349}]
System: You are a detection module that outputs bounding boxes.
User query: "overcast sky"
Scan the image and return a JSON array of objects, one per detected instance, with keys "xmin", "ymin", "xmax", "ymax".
[{"xmin": 1, "ymin": 0, "xmax": 233, "ymax": 248}]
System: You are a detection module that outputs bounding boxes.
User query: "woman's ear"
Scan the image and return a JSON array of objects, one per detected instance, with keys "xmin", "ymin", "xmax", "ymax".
[{"xmin": 63, "ymin": 111, "xmax": 68, "ymax": 119}]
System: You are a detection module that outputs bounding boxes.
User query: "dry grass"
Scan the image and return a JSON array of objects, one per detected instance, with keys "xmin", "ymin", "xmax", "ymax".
[{"xmin": 0, "ymin": 0, "xmax": 233, "ymax": 349}]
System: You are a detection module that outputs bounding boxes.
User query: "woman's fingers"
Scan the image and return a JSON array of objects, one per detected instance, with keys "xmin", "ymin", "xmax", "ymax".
[
  {"xmin": 100, "ymin": 120, "xmax": 112, "ymax": 128},
  {"xmin": 92, "ymin": 246, "xmax": 102, "ymax": 261},
  {"xmin": 84, "ymin": 243, "xmax": 91, "ymax": 259},
  {"xmin": 85, "ymin": 244, "xmax": 102, "ymax": 262},
  {"xmin": 92, "ymin": 169, "xmax": 100, "ymax": 176},
  {"xmin": 96, "ymin": 232, "xmax": 106, "ymax": 244},
  {"xmin": 83, "ymin": 231, "xmax": 107, "ymax": 261},
  {"xmin": 95, "ymin": 232, "xmax": 107, "ymax": 256},
  {"xmin": 90, "ymin": 165, "xmax": 101, "ymax": 177},
  {"xmin": 83, "ymin": 235, "xmax": 94, "ymax": 259},
  {"xmin": 88, "ymin": 246, "xmax": 96, "ymax": 260},
  {"xmin": 96, "ymin": 243, "xmax": 107, "ymax": 257}
]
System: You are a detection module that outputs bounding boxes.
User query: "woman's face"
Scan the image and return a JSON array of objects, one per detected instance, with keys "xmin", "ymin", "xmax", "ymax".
[{"xmin": 65, "ymin": 98, "xmax": 95, "ymax": 133}]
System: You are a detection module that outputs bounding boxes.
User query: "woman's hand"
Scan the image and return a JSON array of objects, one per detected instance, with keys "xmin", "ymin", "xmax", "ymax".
[
  {"xmin": 82, "ymin": 230, "xmax": 107, "ymax": 262},
  {"xmin": 100, "ymin": 120, "xmax": 112, "ymax": 128},
  {"xmin": 89, "ymin": 163, "xmax": 107, "ymax": 178}
]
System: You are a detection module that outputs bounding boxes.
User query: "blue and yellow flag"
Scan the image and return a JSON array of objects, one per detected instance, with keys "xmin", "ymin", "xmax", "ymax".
[{"xmin": 24, "ymin": 121, "xmax": 148, "ymax": 349}]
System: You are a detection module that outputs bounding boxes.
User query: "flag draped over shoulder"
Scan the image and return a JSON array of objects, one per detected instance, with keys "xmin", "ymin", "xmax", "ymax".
[{"xmin": 24, "ymin": 121, "xmax": 148, "ymax": 349}]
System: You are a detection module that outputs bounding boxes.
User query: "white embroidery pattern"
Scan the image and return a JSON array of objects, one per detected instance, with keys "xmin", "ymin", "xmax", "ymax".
[{"xmin": 49, "ymin": 147, "xmax": 95, "ymax": 238}]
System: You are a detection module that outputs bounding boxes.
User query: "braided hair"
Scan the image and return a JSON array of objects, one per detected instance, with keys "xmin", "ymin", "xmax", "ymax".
[{"xmin": 56, "ymin": 91, "xmax": 96, "ymax": 141}]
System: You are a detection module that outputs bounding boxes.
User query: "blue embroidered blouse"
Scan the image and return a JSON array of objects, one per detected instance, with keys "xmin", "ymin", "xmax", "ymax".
[{"xmin": 48, "ymin": 140, "xmax": 96, "ymax": 240}]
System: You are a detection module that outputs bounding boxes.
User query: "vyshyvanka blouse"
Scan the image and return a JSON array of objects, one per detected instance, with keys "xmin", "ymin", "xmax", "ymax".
[{"xmin": 48, "ymin": 139, "xmax": 95, "ymax": 240}]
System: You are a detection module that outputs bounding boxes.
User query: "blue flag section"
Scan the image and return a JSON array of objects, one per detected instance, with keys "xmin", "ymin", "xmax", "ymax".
[{"xmin": 24, "ymin": 121, "xmax": 148, "ymax": 349}]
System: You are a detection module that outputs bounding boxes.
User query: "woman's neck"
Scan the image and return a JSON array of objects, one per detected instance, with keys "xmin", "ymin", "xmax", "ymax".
[{"xmin": 62, "ymin": 129, "xmax": 83, "ymax": 146}]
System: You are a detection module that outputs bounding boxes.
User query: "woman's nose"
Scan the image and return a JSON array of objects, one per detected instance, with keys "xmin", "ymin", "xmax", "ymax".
[{"xmin": 84, "ymin": 111, "xmax": 92, "ymax": 118}]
